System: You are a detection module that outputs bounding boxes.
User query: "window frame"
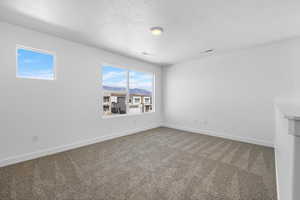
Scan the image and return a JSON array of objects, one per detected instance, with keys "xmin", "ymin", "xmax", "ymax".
[
  {"xmin": 101, "ymin": 63, "xmax": 155, "ymax": 118},
  {"xmin": 16, "ymin": 45, "xmax": 57, "ymax": 80}
]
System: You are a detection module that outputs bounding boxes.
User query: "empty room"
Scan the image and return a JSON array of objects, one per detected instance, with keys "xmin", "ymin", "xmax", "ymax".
[{"xmin": 1, "ymin": 1, "xmax": 300, "ymax": 200}]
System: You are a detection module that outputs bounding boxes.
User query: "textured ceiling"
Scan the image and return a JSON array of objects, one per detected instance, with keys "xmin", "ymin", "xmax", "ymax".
[{"xmin": 0, "ymin": 0, "xmax": 300, "ymax": 65}]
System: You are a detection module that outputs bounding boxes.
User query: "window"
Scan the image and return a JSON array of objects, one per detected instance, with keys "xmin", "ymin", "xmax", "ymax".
[
  {"xmin": 102, "ymin": 66, "xmax": 127, "ymax": 115},
  {"xmin": 129, "ymin": 70, "xmax": 153, "ymax": 113},
  {"xmin": 17, "ymin": 46, "xmax": 55, "ymax": 80},
  {"xmin": 144, "ymin": 97, "xmax": 151, "ymax": 104},
  {"xmin": 133, "ymin": 96, "xmax": 141, "ymax": 104},
  {"xmin": 102, "ymin": 65, "xmax": 154, "ymax": 116}
]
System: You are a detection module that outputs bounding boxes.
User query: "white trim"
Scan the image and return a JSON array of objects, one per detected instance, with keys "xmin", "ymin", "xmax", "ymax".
[
  {"xmin": 102, "ymin": 111, "xmax": 155, "ymax": 119},
  {"xmin": 274, "ymin": 150, "xmax": 281, "ymax": 200},
  {"xmin": 152, "ymin": 72, "xmax": 156, "ymax": 113},
  {"xmin": 0, "ymin": 124, "xmax": 161, "ymax": 168},
  {"xmin": 126, "ymin": 70, "xmax": 130, "ymax": 113},
  {"xmin": 163, "ymin": 123, "xmax": 274, "ymax": 147}
]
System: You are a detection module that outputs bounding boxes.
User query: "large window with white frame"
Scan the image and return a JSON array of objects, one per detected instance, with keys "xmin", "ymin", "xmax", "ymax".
[
  {"xmin": 102, "ymin": 65, "xmax": 154, "ymax": 116},
  {"xmin": 16, "ymin": 46, "xmax": 55, "ymax": 80}
]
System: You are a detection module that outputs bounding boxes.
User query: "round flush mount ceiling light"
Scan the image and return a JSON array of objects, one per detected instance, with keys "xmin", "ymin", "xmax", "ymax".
[
  {"xmin": 141, "ymin": 52, "xmax": 155, "ymax": 57},
  {"xmin": 141, "ymin": 52, "xmax": 149, "ymax": 55},
  {"xmin": 204, "ymin": 49, "xmax": 214, "ymax": 53},
  {"xmin": 150, "ymin": 26, "xmax": 164, "ymax": 36}
]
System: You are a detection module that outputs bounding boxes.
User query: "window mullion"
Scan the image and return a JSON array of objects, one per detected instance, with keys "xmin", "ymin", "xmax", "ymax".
[{"xmin": 126, "ymin": 70, "xmax": 130, "ymax": 114}]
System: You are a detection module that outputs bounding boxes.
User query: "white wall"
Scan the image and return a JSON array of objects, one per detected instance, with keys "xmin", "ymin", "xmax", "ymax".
[
  {"xmin": 0, "ymin": 22, "xmax": 163, "ymax": 166},
  {"xmin": 163, "ymin": 40, "xmax": 300, "ymax": 146}
]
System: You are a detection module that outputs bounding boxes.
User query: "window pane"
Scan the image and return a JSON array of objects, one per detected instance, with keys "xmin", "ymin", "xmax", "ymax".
[
  {"xmin": 129, "ymin": 70, "xmax": 153, "ymax": 113},
  {"xmin": 17, "ymin": 48, "xmax": 55, "ymax": 80},
  {"xmin": 102, "ymin": 66, "xmax": 127, "ymax": 116}
]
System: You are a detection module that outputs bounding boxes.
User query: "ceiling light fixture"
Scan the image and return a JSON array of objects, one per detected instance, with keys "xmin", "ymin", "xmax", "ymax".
[
  {"xmin": 141, "ymin": 52, "xmax": 149, "ymax": 55},
  {"xmin": 203, "ymin": 49, "xmax": 214, "ymax": 53},
  {"xmin": 150, "ymin": 26, "xmax": 164, "ymax": 36}
]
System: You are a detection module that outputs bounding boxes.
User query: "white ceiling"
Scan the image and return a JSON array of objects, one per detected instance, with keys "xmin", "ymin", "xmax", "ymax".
[{"xmin": 0, "ymin": 0, "xmax": 300, "ymax": 65}]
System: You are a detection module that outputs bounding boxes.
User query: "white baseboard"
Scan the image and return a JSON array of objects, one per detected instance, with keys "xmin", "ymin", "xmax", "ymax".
[
  {"xmin": 0, "ymin": 123, "xmax": 273, "ymax": 168},
  {"xmin": 0, "ymin": 124, "xmax": 161, "ymax": 168},
  {"xmin": 163, "ymin": 123, "xmax": 274, "ymax": 147}
]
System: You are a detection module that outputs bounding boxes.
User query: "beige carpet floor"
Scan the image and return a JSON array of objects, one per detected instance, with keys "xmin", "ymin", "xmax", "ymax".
[{"xmin": 0, "ymin": 127, "xmax": 277, "ymax": 200}]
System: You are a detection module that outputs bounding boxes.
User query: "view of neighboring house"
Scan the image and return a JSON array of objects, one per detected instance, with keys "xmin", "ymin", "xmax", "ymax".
[
  {"xmin": 128, "ymin": 94, "xmax": 152, "ymax": 113},
  {"xmin": 103, "ymin": 90, "xmax": 127, "ymax": 115},
  {"xmin": 102, "ymin": 85, "xmax": 153, "ymax": 115}
]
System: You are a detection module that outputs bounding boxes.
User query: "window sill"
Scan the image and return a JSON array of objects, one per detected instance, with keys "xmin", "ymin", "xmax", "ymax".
[{"xmin": 102, "ymin": 111, "xmax": 155, "ymax": 119}]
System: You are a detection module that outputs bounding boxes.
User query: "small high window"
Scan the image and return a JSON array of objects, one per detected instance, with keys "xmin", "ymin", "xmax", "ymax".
[{"xmin": 17, "ymin": 46, "xmax": 55, "ymax": 80}]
